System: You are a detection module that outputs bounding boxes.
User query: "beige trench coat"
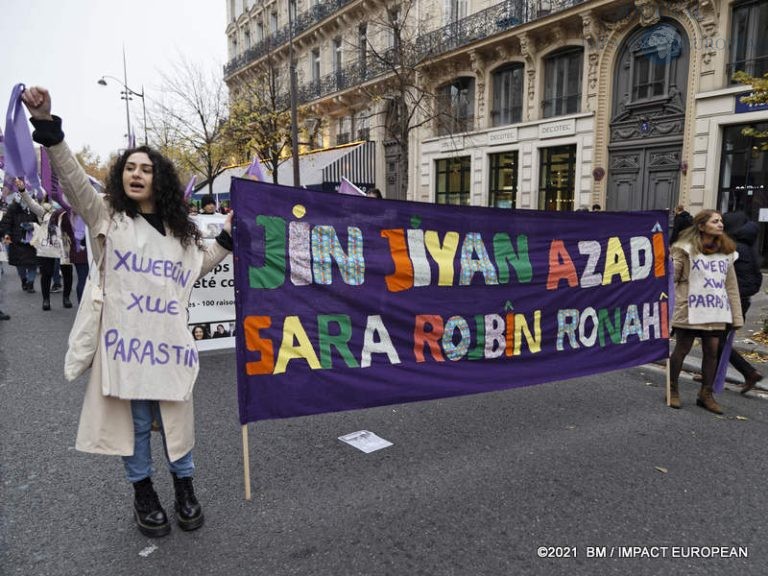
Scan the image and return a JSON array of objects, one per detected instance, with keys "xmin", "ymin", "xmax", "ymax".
[
  {"xmin": 671, "ymin": 242, "xmax": 743, "ymax": 331},
  {"xmin": 47, "ymin": 141, "xmax": 230, "ymax": 461}
]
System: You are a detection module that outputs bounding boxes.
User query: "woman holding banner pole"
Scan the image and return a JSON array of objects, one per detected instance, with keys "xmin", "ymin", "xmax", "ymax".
[
  {"xmin": 21, "ymin": 86, "xmax": 233, "ymax": 538},
  {"xmin": 668, "ymin": 210, "xmax": 742, "ymax": 414}
]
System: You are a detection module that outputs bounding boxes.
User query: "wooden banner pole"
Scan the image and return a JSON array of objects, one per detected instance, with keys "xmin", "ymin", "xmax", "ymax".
[
  {"xmin": 665, "ymin": 358, "xmax": 671, "ymax": 407},
  {"xmin": 242, "ymin": 424, "xmax": 252, "ymax": 501}
]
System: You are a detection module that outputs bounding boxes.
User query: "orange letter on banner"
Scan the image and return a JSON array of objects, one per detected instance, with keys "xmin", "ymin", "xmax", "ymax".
[
  {"xmin": 243, "ymin": 315, "xmax": 274, "ymax": 375},
  {"xmin": 382, "ymin": 229, "xmax": 413, "ymax": 292},
  {"xmin": 653, "ymin": 232, "xmax": 666, "ymax": 278},
  {"xmin": 546, "ymin": 240, "xmax": 578, "ymax": 290},
  {"xmin": 505, "ymin": 312, "xmax": 515, "ymax": 357},
  {"xmin": 660, "ymin": 301, "xmax": 669, "ymax": 338},
  {"xmin": 413, "ymin": 315, "xmax": 445, "ymax": 362}
]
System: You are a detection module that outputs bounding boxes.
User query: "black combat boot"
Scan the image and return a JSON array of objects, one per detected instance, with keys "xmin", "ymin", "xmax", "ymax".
[
  {"xmin": 132, "ymin": 477, "xmax": 171, "ymax": 537},
  {"xmin": 172, "ymin": 474, "xmax": 204, "ymax": 531}
]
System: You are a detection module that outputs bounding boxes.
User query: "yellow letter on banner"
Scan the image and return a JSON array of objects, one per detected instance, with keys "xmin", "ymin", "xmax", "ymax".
[
  {"xmin": 602, "ymin": 237, "xmax": 631, "ymax": 285},
  {"xmin": 273, "ymin": 316, "xmax": 321, "ymax": 374}
]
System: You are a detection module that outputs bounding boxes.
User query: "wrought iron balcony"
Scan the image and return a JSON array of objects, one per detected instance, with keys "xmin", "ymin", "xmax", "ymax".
[
  {"xmin": 225, "ymin": 0, "xmax": 356, "ymax": 77},
  {"xmin": 225, "ymin": 0, "xmax": 585, "ymax": 79}
]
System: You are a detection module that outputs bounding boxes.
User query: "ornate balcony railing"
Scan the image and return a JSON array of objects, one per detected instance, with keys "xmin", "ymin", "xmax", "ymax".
[
  {"xmin": 226, "ymin": 0, "xmax": 585, "ymax": 78},
  {"xmin": 224, "ymin": 0, "xmax": 356, "ymax": 77},
  {"xmin": 235, "ymin": 0, "xmax": 586, "ymax": 107}
]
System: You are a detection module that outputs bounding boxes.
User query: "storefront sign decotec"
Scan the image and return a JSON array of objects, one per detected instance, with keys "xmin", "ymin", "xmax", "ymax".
[
  {"xmin": 487, "ymin": 127, "xmax": 519, "ymax": 146},
  {"xmin": 539, "ymin": 118, "xmax": 576, "ymax": 139}
]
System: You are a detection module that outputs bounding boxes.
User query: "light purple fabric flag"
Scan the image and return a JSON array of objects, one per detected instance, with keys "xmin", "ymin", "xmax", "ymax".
[
  {"xmin": 245, "ymin": 156, "xmax": 265, "ymax": 181},
  {"xmin": 128, "ymin": 131, "xmax": 136, "ymax": 149},
  {"xmin": 73, "ymin": 213, "xmax": 86, "ymax": 253},
  {"xmin": 4, "ymin": 84, "xmax": 41, "ymax": 190},
  {"xmin": 713, "ymin": 330, "xmax": 735, "ymax": 394},
  {"xmin": 184, "ymin": 175, "xmax": 197, "ymax": 200},
  {"xmin": 338, "ymin": 176, "xmax": 365, "ymax": 196},
  {"xmin": 87, "ymin": 175, "xmax": 104, "ymax": 193}
]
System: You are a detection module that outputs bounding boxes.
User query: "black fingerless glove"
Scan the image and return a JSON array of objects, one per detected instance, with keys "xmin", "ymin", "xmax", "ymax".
[
  {"xmin": 215, "ymin": 229, "xmax": 233, "ymax": 251},
  {"xmin": 30, "ymin": 116, "xmax": 65, "ymax": 147}
]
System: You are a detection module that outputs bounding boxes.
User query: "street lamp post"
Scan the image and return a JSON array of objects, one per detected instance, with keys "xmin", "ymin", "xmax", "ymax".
[
  {"xmin": 288, "ymin": 0, "xmax": 301, "ymax": 187},
  {"xmin": 98, "ymin": 49, "xmax": 147, "ymax": 147}
]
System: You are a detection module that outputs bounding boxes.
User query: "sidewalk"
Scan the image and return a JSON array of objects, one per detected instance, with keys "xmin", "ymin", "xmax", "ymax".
[{"xmin": 665, "ymin": 274, "xmax": 768, "ymax": 392}]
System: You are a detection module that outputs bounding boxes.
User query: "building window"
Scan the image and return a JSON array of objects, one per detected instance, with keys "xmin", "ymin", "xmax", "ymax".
[
  {"xmin": 337, "ymin": 116, "xmax": 351, "ymax": 145},
  {"xmin": 356, "ymin": 113, "xmax": 370, "ymax": 141},
  {"xmin": 729, "ymin": 0, "xmax": 768, "ymax": 80},
  {"xmin": 289, "ymin": 0, "xmax": 297, "ymax": 25},
  {"xmin": 446, "ymin": 0, "xmax": 468, "ymax": 23},
  {"xmin": 628, "ymin": 23, "xmax": 682, "ymax": 101},
  {"xmin": 489, "ymin": 151, "xmax": 518, "ymax": 208},
  {"xmin": 543, "ymin": 48, "xmax": 583, "ymax": 118},
  {"xmin": 387, "ymin": 7, "xmax": 401, "ymax": 51},
  {"xmin": 435, "ymin": 156, "xmax": 471, "ymax": 205},
  {"xmin": 491, "ymin": 64, "xmax": 524, "ymax": 126},
  {"xmin": 717, "ymin": 122, "xmax": 768, "ymax": 217},
  {"xmin": 436, "ymin": 77, "xmax": 475, "ymax": 136},
  {"xmin": 311, "ymin": 48, "xmax": 321, "ymax": 83},
  {"xmin": 269, "ymin": 11, "xmax": 278, "ymax": 34},
  {"xmin": 334, "ymin": 37, "xmax": 343, "ymax": 85},
  {"xmin": 256, "ymin": 20, "xmax": 264, "ymax": 42},
  {"xmin": 538, "ymin": 145, "xmax": 576, "ymax": 211},
  {"xmin": 358, "ymin": 24, "xmax": 368, "ymax": 71}
]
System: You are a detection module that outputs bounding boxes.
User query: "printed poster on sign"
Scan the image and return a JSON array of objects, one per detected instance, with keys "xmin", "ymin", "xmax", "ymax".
[{"xmin": 189, "ymin": 214, "xmax": 236, "ymax": 351}]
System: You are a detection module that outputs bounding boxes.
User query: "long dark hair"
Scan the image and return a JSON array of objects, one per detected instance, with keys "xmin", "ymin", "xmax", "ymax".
[
  {"xmin": 677, "ymin": 209, "xmax": 736, "ymax": 255},
  {"xmin": 104, "ymin": 146, "xmax": 201, "ymax": 247}
]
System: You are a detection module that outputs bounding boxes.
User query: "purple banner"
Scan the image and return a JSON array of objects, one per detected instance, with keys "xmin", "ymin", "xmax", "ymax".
[{"xmin": 232, "ymin": 179, "xmax": 670, "ymax": 424}]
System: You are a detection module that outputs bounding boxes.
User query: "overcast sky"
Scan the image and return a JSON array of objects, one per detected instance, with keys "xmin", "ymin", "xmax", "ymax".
[{"xmin": 0, "ymin": 0, "xmax": 228, "ymax": 161}]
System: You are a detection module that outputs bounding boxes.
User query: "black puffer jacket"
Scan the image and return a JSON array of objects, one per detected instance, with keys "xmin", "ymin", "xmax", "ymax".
[
  {"xmin": 724, "ymin": 212, "xmax": 763, "ymax": 298},
  {"xmin": 0, "ymin": 200, "xmax": 39, "ymax": 267}
]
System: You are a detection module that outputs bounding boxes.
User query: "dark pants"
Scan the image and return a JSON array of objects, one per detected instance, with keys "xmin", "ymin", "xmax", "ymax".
[
  {"xmin": 39, "ymin": 258, "xmax": 72, "ymax": 301},
  {"xmin": 74, "ymin": 262, "xmax": 89, "ymax": 303}
]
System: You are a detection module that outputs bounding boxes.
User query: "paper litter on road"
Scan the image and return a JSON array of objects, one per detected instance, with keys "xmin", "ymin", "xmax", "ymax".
[
  {"xmin": 138, "ymin": 543, "xmax": 158, "ymax": 557},
  {"xmin": 338, "ymin": 430, "xmax": 392, "ymax": 453}
]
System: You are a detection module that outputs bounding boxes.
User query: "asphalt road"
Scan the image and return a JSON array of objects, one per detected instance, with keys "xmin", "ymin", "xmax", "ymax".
[{"xmin": 2, "ymin": 276, "xmax": 768, "ymax": 576}]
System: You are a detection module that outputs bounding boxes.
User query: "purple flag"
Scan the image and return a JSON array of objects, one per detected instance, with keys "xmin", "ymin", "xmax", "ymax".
[
  {"xmin": 4, "ymin": 84, "xmax": 41, "ymax": 190},
  {"xmin": 231, "ymin": 179, "xmax": 671, "ymax": 424},
  {"xmin": 87, "ymin": 175, "xmax": 104, "ymax": 193},
  {"xmin": 713, "ymin": 330, "xmax": 735, "ymax": 394},
  {"xmin": 128, "ymin": 131, "xmax": 136, "ymax": 149},
  {"xmin": 184, "ymin": 175, "xmax": 197, "ymax": 200},
  {"xmin": 245, "ymin": 156, "xmax": 265, "ymax": 181},
  {"xmin": 338, "ymin": 176, "xmax": 365, "ymax": 196}
]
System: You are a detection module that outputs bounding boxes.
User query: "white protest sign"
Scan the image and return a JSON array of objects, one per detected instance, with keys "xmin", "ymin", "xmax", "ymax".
[{"xmin": 189, "ymin": 214, "xmax": 236, "ymax": 351}]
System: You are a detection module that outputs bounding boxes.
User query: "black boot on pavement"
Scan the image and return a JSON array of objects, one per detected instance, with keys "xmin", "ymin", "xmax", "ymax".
[
  {"xmin": 0, "ymin": 310, "xmax": 9, "ymax": 320},
  {"xmin": 42, "ymin": 298, "xmax": 51, "ymax": 311},
  {"xmin": 132, "ymin": 477, "xmax": 171, "ymax": 538},
  {"xmin": 62, "ymin": 295, "xmax": 72, "ymax": 308},
  {"xmin": 172, "ymin": 474, "xmax": 204, "ymax": 531}
]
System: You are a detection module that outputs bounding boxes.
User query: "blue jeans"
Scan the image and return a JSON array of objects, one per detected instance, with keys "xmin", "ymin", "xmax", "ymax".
[
  {"xmin": 16, "ymin": 264, "xmax": 36, "ymax": 285},
  {"xmin": 121, "ymin": 400, "xmax": 195, "ymax": 483}
]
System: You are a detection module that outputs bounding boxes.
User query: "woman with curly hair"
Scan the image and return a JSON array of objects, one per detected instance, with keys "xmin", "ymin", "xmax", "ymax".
[
  {"xmin": 22, "ymin": 86, "xmax": 233, "ymax": 538},
  {"xmin": 668, "ymin": 209, "xmax": 743, "ymax": 414}
]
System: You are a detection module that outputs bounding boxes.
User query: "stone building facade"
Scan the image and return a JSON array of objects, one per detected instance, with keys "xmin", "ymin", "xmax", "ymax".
[{"xmin": 224, "ymin": 0, "xmax": 768, "ymax": 251}]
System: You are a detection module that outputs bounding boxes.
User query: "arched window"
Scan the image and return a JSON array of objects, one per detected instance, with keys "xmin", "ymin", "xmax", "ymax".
[
  {"xmin": 436, "ymin": 77, "xmax": 475, "ymax": 136},
  {"xmin": 491, "ymin": 63, "xmax": 524, "ymax": 126}
]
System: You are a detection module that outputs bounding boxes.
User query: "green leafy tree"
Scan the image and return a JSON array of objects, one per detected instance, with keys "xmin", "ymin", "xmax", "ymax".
[
  {"xmin": 222, "ymin": 56, "xmax": 298, "ymax": 185},
  {"xmin": 734, "ymin": 71, "xmax": 768, "ymax": 149}
]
